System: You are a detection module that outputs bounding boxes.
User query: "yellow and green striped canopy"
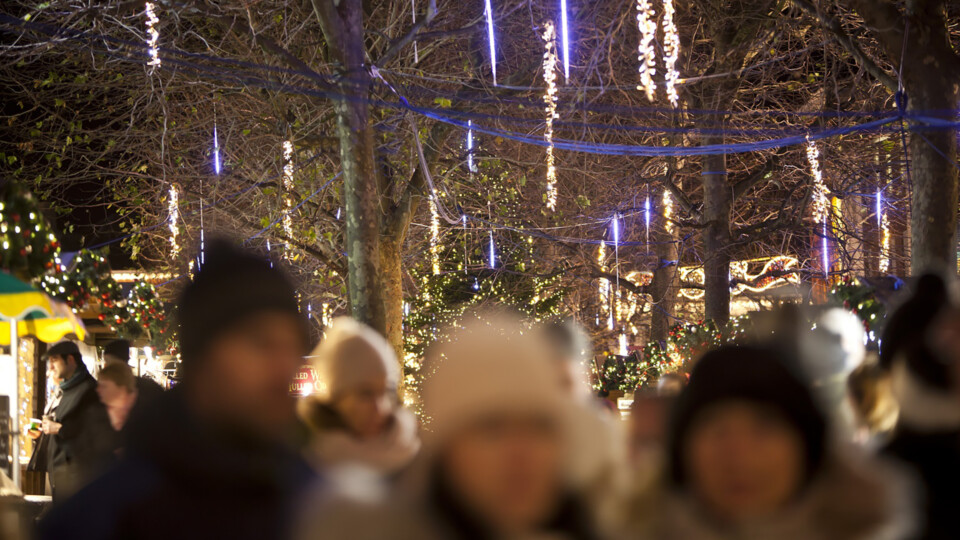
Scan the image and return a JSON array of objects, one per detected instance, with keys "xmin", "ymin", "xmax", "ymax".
[{"xmin": 0, "ymin": 272, "xmax": 86, "ymax": 345}]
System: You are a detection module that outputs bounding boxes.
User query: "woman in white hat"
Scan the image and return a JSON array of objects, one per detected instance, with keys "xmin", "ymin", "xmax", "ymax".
[{"xmin": 299, "ymin": 317, "xmax": 420, "ymax": 476}]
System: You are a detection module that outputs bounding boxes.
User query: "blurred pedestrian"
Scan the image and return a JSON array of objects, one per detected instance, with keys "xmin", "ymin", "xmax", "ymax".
[
  {"xmin": 41, "ymin": 341, "xmax": 114, "ymax": 502},
  {"xmin": 299, "ymin": 317, "xmax": 420, "ymax": 476},
  {"xmin": 621, "ymin": 345, "xmax": 913, "ymax": 540},
  {"xmin": 847, "ymin": 358, "xmax": 898, "ymax": 450},
  {"xmin": 542, "ymin": 320, "xmax": 626, "ymax": 527},
  {"xmin": 39, "ymin": 240, "xmax": 316, "ymax": 540},
  {"xmin": 96, "ymin": 362, "xmax": 138, "ymax": 433},
  {"xmin": 656, "ymin": 372, "xmax": 685, "ymax": 397},
  {"xmin": 298, "ymin": 313, "xmax": 600, "ymax": 540},
  {"xmin": 879, "ymin": 273, "xmax": 960, "ymax": 540},
  {"xmin": 102, "ymin": 339, "xmax": 164, "ymax": 407},
  {"xmin": 26, "ymin": 361, "xmax": 64, "ymax": 495},
  {"xmin": 627, "ymin": 387, "xmax": 671, "ymax": 473}
]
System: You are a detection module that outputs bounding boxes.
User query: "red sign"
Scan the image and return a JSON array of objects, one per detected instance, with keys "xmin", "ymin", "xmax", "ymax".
[{"xmin": 289, "ymin": 365, "xmax": 318, "ymax": 396}]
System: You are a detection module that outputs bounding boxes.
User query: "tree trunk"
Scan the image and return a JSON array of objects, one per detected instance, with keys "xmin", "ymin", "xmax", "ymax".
[
  {"xmin": 702, "ymin": 143, "xmax": 731, "ymax": 324},
  {"xmin": 904, "ymin": 80, "xmax": 958, "ymax": 275},
  {"xmin": 380, "ymin": 238, "xmax": 405, "ymax": 357},
  {"xmin": 313, "ymin": 0, "xmax": 387, "ymax": 334},
  {"xmin": 649, "ymin": 190, "xmax": 679, "ymax": 343}
]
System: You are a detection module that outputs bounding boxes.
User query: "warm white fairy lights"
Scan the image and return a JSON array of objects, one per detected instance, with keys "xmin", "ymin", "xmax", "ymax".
[
  {"xmin": 430, "ymin": 193, "xmax": 441, "ymax": 275},
  {"xmin": 806, "ymin": 139, "xmax": 829, "ymax": 223},
  {"xmin": 484, "ymin": 0, "xmax": 497, "ymax": 85},
  {"xmin": 635, "ymin": 0, "xmax": 657, "ymax": 101},
  {"xmin": 282, "ymin": 139, "xmax": 295, "ymax": 241},
  {"xmin": 618, "ymin": 332, "xmax": 629, "ymax": 356},
  {"xmin": 806, "ymin": 139, "xmax": 830, "ymax": 277},
  {"xmin": 167, "ymin": 184, "xmax": 179, "ymax": 256},
  {"xmin": 679, "ymin": 256, "xmax": 801, "ymax": 300},
  {"xmin": 879, "ymin": 211, "xmax": 891, "ymax": 273},
  {"xmin": 662, "ymin": 0, "xmax": 680, "ymax": 107},
  {"xmin": 144, "ymin": 2, "xmax": 161, "ymax": 68},
  {"xmin": 662, "ymin": 188, "xmax": 674, "ymax": 233},
  {"xmin": 542, "ymin": 21, "xmax": 560, "ymax": 211}
]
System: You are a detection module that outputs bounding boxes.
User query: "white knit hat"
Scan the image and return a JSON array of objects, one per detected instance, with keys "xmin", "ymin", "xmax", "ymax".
[
  {"xmin": 422, "ymin": 313, "xmax": 569, "ymax": 444},
  {"xmin": 308, "ymin": 317, "xmax": 399, "ymax": 402}
]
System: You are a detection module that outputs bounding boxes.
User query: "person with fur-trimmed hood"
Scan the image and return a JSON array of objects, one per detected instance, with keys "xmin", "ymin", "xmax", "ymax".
[
  {"xmin": 297, "ymin": 312, "xmax": 602, "ymax": 540},
  {"xmin": 299, "ymin": 317, "xmax": 420, "ymax": 476},
  {"xmin": 879, "ymin": 273, "xmax": 960, "ymax": 540},
  {"xmin": 620, "ymin": 345, "xmax": 914, "ymax": 540}
]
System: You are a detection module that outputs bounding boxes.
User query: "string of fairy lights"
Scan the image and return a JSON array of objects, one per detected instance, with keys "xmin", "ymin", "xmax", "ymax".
[
  {"xmin": 143, "ymin": 2, "xmax": 161, "ymax": 68},
  {"xmin": 661, "ymin": 0, "xmax": 680, "ymax": 107},
  {"xmin": 635, "ymin": 0, "xmax": 657, "ymax": 102},
  {"xmin": 542, "ymin": 21, "xmax": 560, "ymax": 211},
  {"xmin": 805, "ymin": 138, "xmax": 830, "ymax": 276},
  {"xmin": 282, "ymin": 139, "xmax": 295, "ymax": 249}
]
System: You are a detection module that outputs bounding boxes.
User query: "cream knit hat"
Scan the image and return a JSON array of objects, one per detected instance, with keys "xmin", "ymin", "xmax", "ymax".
[
  {"xmin": 308, "ymin": 317, "xmax": 399, "ymax": 402},
  {"xmin": 422, "ymin": 313, "xmax": 569, "ymax": 444}
]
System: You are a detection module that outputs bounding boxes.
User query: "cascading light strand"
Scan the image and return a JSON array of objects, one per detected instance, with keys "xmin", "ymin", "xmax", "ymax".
[
  {"xmin": 411, "ymin": 0, "xmax": 419, "ymax": 64},
  {"xmin": 430, "ymin": 192, "xmax": 441, "ymax": 275},
  {"xmin": 662, "ymin": 188, "xmax": 674, "ymax": 233},
  {"xmin": 662, "ymin": 0, "xmax": 680, "ymax": 107},
  {"xmin": 559, "ymin": 0, "xmax": 571, "ymax": 80},
  {"xmin": 282, "ymin": 139, "xmax": 295, "ymax": 247},
  {"xmin": 484, "ymin": 0, "xmax": 497, "ymax": 85},
  {"xmin": 878, "ymin": 189, "xmax": 890, "ymax": 273},
  {"xmin": 806, "ymin": 138, "xmax": 829, "ymax": 277},
  {"xmin": 144, "ymin": 2, "xmax": 161, "ymax": 68},
  {"xmin": 635, "ymin": 0, "xmax": 656, "ymax": 101},
  {"xmin": 542, "ymin": 21, "xmax": 560, "ymax": 211},
  {"xmin": 167, "ymin": 184, "xmax": 179, "ymax": 257}
]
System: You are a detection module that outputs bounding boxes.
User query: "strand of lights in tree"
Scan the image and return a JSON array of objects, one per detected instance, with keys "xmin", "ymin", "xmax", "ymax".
[
  {"xmin": 663, "ymin": 188, "xmax": 674, "ymax": 233},
  {"xmin": 462, "ymin": 214, "xmax": 468, "ymax": 274},
  {"xmin": 559, "ymin": 0, "xmax": 571, "ymax": 80},
  {"xmin": 144, "ymin": 2, "xmax": 161, "ymax": 68},
  {"xmin": 488, "ymin": 230, "xmax": 496, "ymax": 269},
  {"xmin": 213, "ymin": 121, "xmax": 221, "ymax": 176},
  {"xmin": 612, "ymin": 213, "xmax": 621, "ymax": 331},
  {"xmin": 430, "ymin": 193, "xmax": 441, "ymax": 275},
  {"xmin": 542, "ymin": 21, "xmax": 560, "ymax": 211},
  {"xmin": 282, "ymin": 139, "xmax": 295, "ymax": 246},
  {"xmin": 879, "ymin": 206, "xmax": 890, "ymax": 273},
  {"xmin": 644, "ymin": 194, "xmax": 651, "ymax": 246},
  {"xmin": 635, "ymin": 0, "xmax": 656, "ymax": 101},
  {"xmin": 484, "ymin": 0, "xmax": 497, "ymax": 85},
  {"xmin": 662, "ymin": 0, "xmax": 680, "ymax": 107},
  {"xmin": 619, "ymin": 332, "xmax": 629, "ymax": 356},
  {"xmin": 805, "ymin": 138, "xmax": 829, "ymax": 277},
  {"xmin": 167, "ymin": 184, "xmax": 179, "ymax": 256},
  {"xmin": 467, "ymin": 120, "xmax": 477, "ymax": 173}
]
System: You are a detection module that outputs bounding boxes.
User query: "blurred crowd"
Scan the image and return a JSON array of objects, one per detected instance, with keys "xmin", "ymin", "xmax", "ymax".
[{"xmin": 17, "ymin": 241, "xmax": 960, "ymax": 540}]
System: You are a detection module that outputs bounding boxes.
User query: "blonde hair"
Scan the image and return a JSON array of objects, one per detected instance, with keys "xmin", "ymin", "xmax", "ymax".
[
  {"xmin": 98, "ymin": 361, "xmax": 136, "ymax": 393},
  {"xmin": 847, "ymin": 361, "xmax": 898, "ymax": 434}
]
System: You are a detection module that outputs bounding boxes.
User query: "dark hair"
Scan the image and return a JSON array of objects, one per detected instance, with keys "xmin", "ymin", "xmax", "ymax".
[
  {"xmin": 103, "ymin": 339, "xmax": 131, "ymax": 364},
  {"xmin": 176, "ymin": 240, "xmax": 309, "ymax": 378},
  {"xmin": 668, "ymin": 345, "xmax": 826, "ymax": 489}
]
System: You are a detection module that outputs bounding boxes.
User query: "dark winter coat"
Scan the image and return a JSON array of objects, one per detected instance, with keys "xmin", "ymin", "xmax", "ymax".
[
  {"xmin": 49, "ymin": 368, "xmax": 115, "ymax": 500},
  {"xmin": 38, "ymin": 387, "xmax": 316, "ymax": 540},
  {"xmin": 883, "ymin": 427, "xmax": 960, "ymax": 540}
]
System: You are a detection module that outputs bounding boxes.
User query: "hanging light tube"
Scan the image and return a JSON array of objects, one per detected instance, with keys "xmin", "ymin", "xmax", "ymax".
[
  {"xmin": 560, "ymin": 0, "xmax": 571, "ymax": 80},
  {"xmin": 484, "ymin": 0, "xmax": 497, "ymax": 85}
]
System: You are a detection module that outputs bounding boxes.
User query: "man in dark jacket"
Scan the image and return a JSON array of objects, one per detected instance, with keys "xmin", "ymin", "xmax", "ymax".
[
  {"xmin": 42, "ymin": 341, "xmax": 115, "ymax": 502},
  {"xmin": 39, "ymin": 240, "xmax": 316, "ymax": 540}
]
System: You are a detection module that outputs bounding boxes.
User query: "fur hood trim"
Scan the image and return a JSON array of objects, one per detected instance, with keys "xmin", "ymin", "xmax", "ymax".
[{"xmin": 622, "ymin": 447, "xmax": 916, "ymax": 540}]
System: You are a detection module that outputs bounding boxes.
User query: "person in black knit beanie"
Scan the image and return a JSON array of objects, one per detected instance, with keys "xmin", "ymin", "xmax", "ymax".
[
  {"xmin": 620, "ymin": 345, "xmax": 914, "ymax": 540},
  {"xmin": 40, "ymin": 240, "xmax": 316, "ymax": 540}
]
